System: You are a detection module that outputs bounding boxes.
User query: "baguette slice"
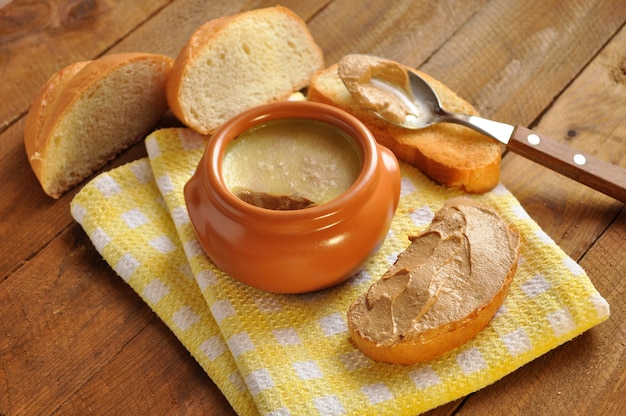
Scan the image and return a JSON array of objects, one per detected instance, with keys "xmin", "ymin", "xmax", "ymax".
[
  {"xmin": 24, "ymin": 53, "xmax": 174, "ymax": 198},
  {"xmin": 307, "ymin": 62, "xmax": 502, "ymax": 193},
  {"xmin": 166, "ymin": 6, "xmax": 324, "ymax": 134},
  {"xmin": 347, "ymin": 197, "xmax": 520, "ymax": 364}
]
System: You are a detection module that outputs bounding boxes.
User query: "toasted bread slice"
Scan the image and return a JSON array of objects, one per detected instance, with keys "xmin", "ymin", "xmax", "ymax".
[
  {"xmin": 24, "ymin": 53, "xmax": 173, "ymax": 198},
  {"xmin": 166, "ymin": 6, "xmax": 324, "ymax": 134},
  {"xmin": 347, "ymin": 197, "xmax": 520, "ymax": 364},
  {"xmin": 307, "ymin": 63, "xmax": 502, "ymax": 193}
]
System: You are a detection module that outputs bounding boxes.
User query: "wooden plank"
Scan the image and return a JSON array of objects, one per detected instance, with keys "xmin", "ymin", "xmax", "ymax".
[
  {"xmin": 0, "ymin": 225, "xmax": 149, "ymax": 414},
  {"xmin": 419, "ymin": 0, "xmax": 626, "ymax": 125},
  {"xmin": 575, "ymin": 210, "xmax": 626, "ymax": 416},
  {"xmin": 0, "ymin": 0, "xmax": 172, "ymax": 131},
  {"xmin": 307, "ymin": 0, "xmax": 490, "ymax": 67},
  {"xmin": 500, "ymin": 23, "xmax": 626, "ymax": 258},
  {"xmin": 101, "ymin": 0, "xmax": 331, "ymax": 57}
]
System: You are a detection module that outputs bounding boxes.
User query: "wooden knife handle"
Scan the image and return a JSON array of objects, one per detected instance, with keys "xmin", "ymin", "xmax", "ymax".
[{"xmin": 508, "ymin": 126, "xmax": 626, "ymax": 202}]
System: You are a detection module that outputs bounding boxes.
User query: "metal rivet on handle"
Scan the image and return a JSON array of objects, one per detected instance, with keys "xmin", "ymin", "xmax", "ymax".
[
  {"xmin": 573, "ymin": 154, "xmax": 587, "ymax": 166},
  {"xmin": 527, "ymin": 134, "xmax": 541, "ymax": 145}
]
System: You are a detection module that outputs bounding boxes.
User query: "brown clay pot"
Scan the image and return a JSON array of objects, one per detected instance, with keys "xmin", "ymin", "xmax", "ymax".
[{"xmin": 184, "ymin": 101, "xmax": 401, "ymax": 294}]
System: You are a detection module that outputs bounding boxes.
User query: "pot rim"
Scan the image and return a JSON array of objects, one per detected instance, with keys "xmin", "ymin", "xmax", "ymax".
[{"xmin": 202, "ymin": 101, "xmax": 380, "ymax": 222}]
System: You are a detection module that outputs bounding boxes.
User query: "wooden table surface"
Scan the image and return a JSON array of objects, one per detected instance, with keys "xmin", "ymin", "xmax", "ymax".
[{"xmin": 1, "ymin": 0, "xmax": 625, "ymax": 415}]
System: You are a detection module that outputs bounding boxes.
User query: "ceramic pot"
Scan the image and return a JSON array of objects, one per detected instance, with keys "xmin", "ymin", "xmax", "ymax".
[{"xmin": 184, "ymin": 101, "xmax": 401, "ymax": 294}]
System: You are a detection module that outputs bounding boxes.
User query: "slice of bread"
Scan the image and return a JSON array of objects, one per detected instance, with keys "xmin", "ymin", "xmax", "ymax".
[
  {"xmin": 307, "ymin": 62, "xmax": 502, "ymax": 193},
  {"xmin": 166, "ymin": 6, "xmax": 324, "ymax": 135},
  {"xmin": 347, "ymin": 197, "xmax": 520, "ymax": 364},
  {"xmin": 24, "ymin": 53, "xmax": 174, "ymax": 198}
]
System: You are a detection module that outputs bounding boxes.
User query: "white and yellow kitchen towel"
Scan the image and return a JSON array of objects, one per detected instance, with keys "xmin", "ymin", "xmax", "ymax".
[{"xmin": 71, "ymin": 127, "xmax": 610, "ymax": 416}]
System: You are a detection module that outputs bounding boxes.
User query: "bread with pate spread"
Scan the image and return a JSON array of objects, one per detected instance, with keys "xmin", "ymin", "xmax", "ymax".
[
  {"xmin": 347, "ymin": 197, "xmax": 520, "ymax": 364},
  {"xmin": 307, "ymin": 56, "xmax": 502, "ymax": 193},
  {"xmin": 166, "ymin": 6, "xmax": 324, "ymax": 134},
  {"xmin": 24, "ymin": 53, "xmax": 174, "ymax": 198}
]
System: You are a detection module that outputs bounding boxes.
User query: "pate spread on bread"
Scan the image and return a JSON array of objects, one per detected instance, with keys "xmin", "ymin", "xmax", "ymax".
[
  {"xmin": 347, "ymin": 197, "xmax": 520, "ymax": 364},
  {"xmin": 24, "ymin": 53, "xmax": 173, "ymax": 198},
  {"xmin": 167, "ymin": 6, "xmax": 324, "ymax": 135},
  {"xmin": 307, "ymin": 56, "xmax": 503, "ymax": 193}
]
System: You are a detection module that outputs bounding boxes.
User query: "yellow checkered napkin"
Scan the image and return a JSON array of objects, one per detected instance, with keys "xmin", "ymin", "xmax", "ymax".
[{"xmin": 71, "ymin": 127, "xmax": 609, "ymax": 416}]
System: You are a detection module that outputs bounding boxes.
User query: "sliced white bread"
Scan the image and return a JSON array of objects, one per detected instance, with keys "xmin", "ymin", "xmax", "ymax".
[
  {"xmin": 166, "ymin": 6, "xmax": 324, "ymax": 134},
  {"xmin": 307, "ymin": 62, "xmax": 503, "ymax": 193},
  {"xmin": 24, "ymin": 52, "xmax": 174, "ymax": 198}
]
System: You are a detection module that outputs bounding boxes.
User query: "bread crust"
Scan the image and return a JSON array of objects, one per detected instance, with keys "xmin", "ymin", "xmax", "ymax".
[
  {"xmin": 166, "ymin": 14, "xmax": 229, "ymax": 128},
  {"xmin": 308, "ymin": 64, "xmax": 502, "ymax": 193},
  {"xmin": 24, "ymin": 60, "xmax": 90, "ymax": 186},
  {"xmin": 166, "ymin": 6, "xmax": 324, "ymax": 134},
  {"xmin": 24, "ymin": 53, "xmax": 174, "ymax": 198}
]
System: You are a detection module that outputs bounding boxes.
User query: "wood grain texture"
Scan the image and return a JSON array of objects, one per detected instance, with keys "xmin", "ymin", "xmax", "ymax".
[
  {"xmin": 501, "ymin": 23, "xmax": 626, "ymax": 259},
  {"xmin": 419, "ymin": 0, "xmax": 626, "ymax": 125},
  {"xmin": 308, "ymin": 0, "xmax": 489, "ymax": 67},
  {"xmin": 0, "ymin": 0, "xmax": 172, "ymax": 131},
  {"xmin": 0, "ymin": 0, "xmax": 624, "ymax": 414},
  {"xmin": 1, "ymin": 225, "xmax": 151, "ymax": 414},
  {"xmin": 102, "ymin": 0, "xmax": 332, "ymax": 57}
]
